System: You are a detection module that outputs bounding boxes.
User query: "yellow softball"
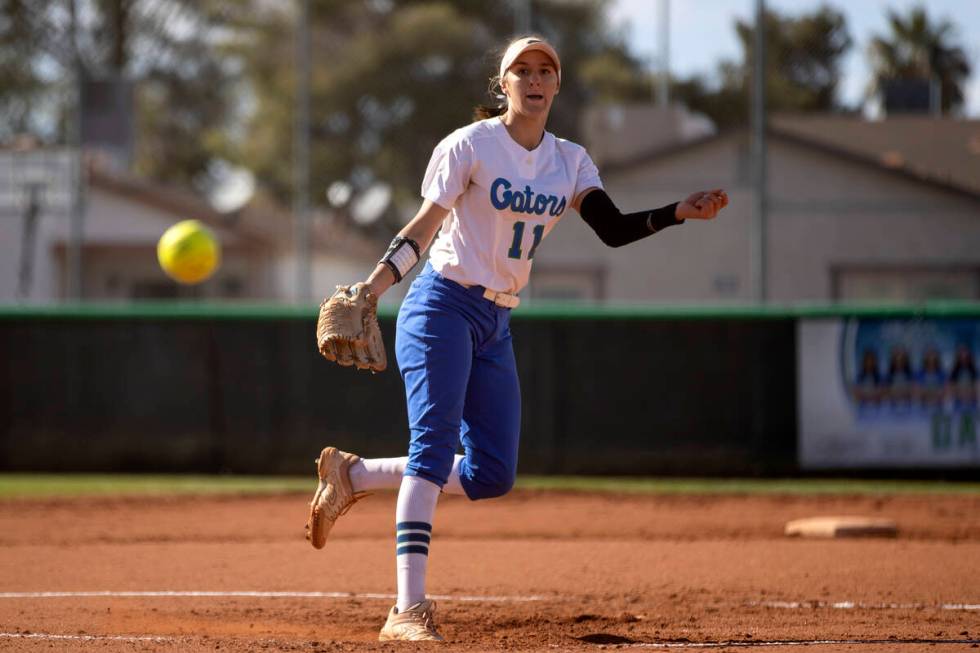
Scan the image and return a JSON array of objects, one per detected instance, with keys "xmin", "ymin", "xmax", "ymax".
[{"xmin": 157, "ymin": 219, "xmax": 221, "ymax": 285}]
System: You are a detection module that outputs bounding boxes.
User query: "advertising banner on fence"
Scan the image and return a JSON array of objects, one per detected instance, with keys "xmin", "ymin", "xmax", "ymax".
[{"xmin": 798, "ymin": 318, "xmax": 980, "ymax": 468}]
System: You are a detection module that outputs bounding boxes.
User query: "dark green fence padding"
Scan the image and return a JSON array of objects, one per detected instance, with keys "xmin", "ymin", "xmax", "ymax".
[{"xmin": 2, "ymin": 303, "xmax": 977, "ymax": 475}]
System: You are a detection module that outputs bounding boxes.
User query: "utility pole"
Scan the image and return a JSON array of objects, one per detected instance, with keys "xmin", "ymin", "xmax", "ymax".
[
  {"xmin": 67, "ymin": 3, "xmax": 84, "ymax": 302},
  {"xmin": 18, "ymin": 184, "xmax": 42, "ymax": 300},
  {"xmin": 513, "ymin": 0, "xmax": 531, "ymax": 34},
  {"xmin": 657, "ymin": 0, "xmax": 670, "ymax": 108},
  {"xmin": 294, "ymin": 0, "xmax": 312, "ymax": 303},
  {"xmin": 751, "ymin": 0, "xmax": 768, "ymax": 303}
]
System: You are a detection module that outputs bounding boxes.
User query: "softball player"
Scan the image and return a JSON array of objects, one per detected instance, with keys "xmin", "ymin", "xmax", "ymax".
[{"xmin": 307, "ymin": 35, "xmax": 728, "ymax": 642}]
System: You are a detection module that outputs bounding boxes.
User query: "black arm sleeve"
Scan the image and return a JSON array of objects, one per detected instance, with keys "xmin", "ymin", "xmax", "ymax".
[{"xmin": 578, "ymin": 189, "xmax": 682, "ymax": 248}]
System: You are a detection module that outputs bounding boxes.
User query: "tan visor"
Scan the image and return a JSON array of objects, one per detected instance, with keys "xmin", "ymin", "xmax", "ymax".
[{"xmin": 499, "ymin": 37, "xmax": 561, "ymax": 84}]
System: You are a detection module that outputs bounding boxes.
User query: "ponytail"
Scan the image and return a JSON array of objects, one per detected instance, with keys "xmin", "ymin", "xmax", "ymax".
[
  {"xmin": 472, "ymin": 74, "xmax": 506, "ymax": 122},
  {"xmin": 472, "ymin": 103, "xmax": 507, "ymax": 121}
]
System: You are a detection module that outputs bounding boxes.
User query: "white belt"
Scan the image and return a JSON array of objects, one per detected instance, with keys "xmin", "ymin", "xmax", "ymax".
[{"xmin": 483, "ymin": 288, "xmax": 520, "ymax": 309}]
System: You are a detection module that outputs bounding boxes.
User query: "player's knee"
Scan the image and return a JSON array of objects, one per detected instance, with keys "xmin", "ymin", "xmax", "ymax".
[{"xmin": 464, "ymin": 464, "xmax": 515, "ymax": 500}]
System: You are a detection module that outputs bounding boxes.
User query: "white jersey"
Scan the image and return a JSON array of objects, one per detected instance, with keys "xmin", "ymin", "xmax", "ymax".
[{"xmin": 421, "ymin": 117, "xmax": 603, "ymax": 294}]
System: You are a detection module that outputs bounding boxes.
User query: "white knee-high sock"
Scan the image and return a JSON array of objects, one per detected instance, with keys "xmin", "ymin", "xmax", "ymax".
[
  {"xmin": 348, "ymin": 457, "xmax": 407, "ymax": 493},
  {"xmin": 395, "ymin": 475, "xmax": 440, "ymax": 611},
  {"xmin": 351, "ymin": 455, "xmax": 468, "ymax": 495}
]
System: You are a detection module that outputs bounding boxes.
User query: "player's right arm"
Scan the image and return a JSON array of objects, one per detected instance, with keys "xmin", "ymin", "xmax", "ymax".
[{"xmin": 364, "ymin": 199, "xmax": 450, "ymax": 298}]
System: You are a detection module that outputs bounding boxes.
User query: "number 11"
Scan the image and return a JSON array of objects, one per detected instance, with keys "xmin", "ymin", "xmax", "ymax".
[{"xmin": 507, "ymin": 221, "xmax": 545, "ymax": 260}]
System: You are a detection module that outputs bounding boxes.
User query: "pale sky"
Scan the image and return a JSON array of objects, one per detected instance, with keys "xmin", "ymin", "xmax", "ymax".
[{"xmin": 609, "ymin": 0, "xmax": 980, "ymax": 116}]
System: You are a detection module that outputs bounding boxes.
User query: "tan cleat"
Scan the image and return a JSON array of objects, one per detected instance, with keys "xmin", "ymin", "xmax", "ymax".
[
  {"xmin": 305, "ymin": 446, "xmax": 368, "ymax": 549},
  {"xmin": 378, "ymin": 599, "xmax": 444, "ymax": 642}
]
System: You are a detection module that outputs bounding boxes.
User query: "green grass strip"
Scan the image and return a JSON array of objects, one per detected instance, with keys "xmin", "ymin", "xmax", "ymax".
[
  {"xmin": 516, "ymin": 476, "xmax": 980, "ymax": 495},
  {"xmin": 0, "ymin": 474, "xmax": 312, "ymax": 498},
  {"xmin": 0, "ymin": 474, "xmax": 978, "ymax": 499}
]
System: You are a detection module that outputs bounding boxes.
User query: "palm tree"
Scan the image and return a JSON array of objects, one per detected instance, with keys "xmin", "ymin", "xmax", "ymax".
[{"xmin": 868, "ymin": 5, "xmax": 971, "ymax": 114}]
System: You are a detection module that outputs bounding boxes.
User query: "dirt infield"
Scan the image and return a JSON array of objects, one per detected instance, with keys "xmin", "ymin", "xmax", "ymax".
[{"xmin": 1, "ymin": 489, "xmax": 978, "ymax": 651}]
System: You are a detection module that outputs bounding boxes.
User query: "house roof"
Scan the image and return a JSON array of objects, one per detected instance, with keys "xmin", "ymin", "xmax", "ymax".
[
  {"xmin": 88, "ymin": 164, "xmax": 380, "ymax": 259},
  {"xmin": 598, "ymin": 114, "xmax": 980, "ymax": 201},
  {"xmin": 581, "ymin": 103, "xmax": 717, "ymax": 168},
  {"xmin": 771, "ymin": 115, "xmax": 980, "ymax": 198},
  {"xmin": 88, "ymin": 166, "xmax": 272, "ymax": 250}
]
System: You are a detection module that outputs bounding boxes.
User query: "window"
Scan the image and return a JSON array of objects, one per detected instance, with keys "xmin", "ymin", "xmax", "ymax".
[{"xmin": 833, "ymin": 266, "xmax": 980, "ymax": 302}]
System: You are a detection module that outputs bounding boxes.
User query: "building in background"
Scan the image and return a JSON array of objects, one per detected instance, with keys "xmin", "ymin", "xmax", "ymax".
[
  {"xmin": 579, "ymin": 103, "xmax": 716, "ymax": 169},
  {"xmin": 529, "ymin": 108, "xmax": 980, "ymax": 303},
  {"xmin": 0, "ymin": 146, "xmax": 380, "ymax": 304},
  {"xmin": 4, "ymin": 112, "xmax": 978, "ymax": 306}
]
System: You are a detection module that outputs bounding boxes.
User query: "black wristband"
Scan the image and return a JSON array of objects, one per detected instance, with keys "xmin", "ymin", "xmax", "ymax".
[{"xmin": 647, "ymin": 203, "xmax": 681, "ymax": 232}]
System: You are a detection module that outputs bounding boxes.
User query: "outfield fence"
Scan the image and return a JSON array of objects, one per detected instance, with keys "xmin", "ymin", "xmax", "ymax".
[{"xmin": 1, "ymin": 303, "xmax": 977, "ymax": 476}]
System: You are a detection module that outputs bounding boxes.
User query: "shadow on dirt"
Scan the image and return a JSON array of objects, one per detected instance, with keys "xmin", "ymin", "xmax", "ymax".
[{"xmin": 575, "ymin": 633, "xmax": 636, "ymax": 645}]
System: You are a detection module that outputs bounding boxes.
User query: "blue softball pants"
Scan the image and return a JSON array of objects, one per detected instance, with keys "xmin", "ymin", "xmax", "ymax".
[{"xmin": 395, "ymin": 262, "xmax": 521, "ymax": 500}]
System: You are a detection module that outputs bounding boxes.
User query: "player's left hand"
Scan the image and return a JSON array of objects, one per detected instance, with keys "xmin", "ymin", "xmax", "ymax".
[{"xmin": 676, "ymin": 189, "xmax": 728, "ymax": 220}]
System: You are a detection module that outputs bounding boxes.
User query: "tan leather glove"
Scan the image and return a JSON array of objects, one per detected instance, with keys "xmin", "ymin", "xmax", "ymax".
[{"xmin": 316, "ymin": 283, "xmax": 387, "ymax": 372}]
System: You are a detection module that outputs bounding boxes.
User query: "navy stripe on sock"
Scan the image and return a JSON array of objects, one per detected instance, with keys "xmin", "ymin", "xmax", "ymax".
[
  {"xmin": 396, "ymin": 545, "xmax": 429, "ymax": 556},
  {"xmin": 396, "ymin": 521, "xmax": 432, "ymax": 532},
  {"xmin": 396, "ymin": 532, "xmax": 431, "ymax": 544}
]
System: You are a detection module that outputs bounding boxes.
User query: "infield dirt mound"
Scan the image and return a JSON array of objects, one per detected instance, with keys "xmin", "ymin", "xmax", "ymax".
[{"xmin": 0, "ymin": 490, "xmax": 978, "ymax": 651}]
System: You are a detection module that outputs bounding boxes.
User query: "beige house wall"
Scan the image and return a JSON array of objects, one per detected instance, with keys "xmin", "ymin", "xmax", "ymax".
[
  {"xmin": 0, "ymin": 184, "xmax": 361, "ymax": 303},
  {"xmin": 530, "ymin": 131, "xmax": 980, "ymax": 304},
  {"xmin": 275, "ymin": 254, "xmax": 396, "ymax": 306},
  {"xmin": 766, "ymin": 139, "xmax": 980, "ymax": 302},
  {"xmin": 531, "ymin": 134, "xmax": 753, "ymax": 302},
  {"xmin": 76, "ymin": 188, "xmax": 275, "ymax": 300},
  {"xmin": 0, "ymin": 203, "xmax": 68, "ymax": 303}
]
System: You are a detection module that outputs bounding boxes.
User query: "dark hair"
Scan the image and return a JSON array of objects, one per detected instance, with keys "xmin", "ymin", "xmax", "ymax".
[
  {"xmin": 921, "ymin": 348, "xmax": 943, "ymax": 374},
  {"xmin": 858, "ymin": 348, "xmax": 880, "ymax": 382},
  {"xmin": 887, "ymin": 347, "xmax": 911, "ymax": 375},
  {"xmin": 951, "ymin": 345, "xmax": 978, "ymax": 381},
  {"xmin": 472, "ymin": 103, "xmax": 507, "ymax": 121},
  {"xmin": 472, "ymin": 69, "xmax": 506, "ymax": 122}
]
